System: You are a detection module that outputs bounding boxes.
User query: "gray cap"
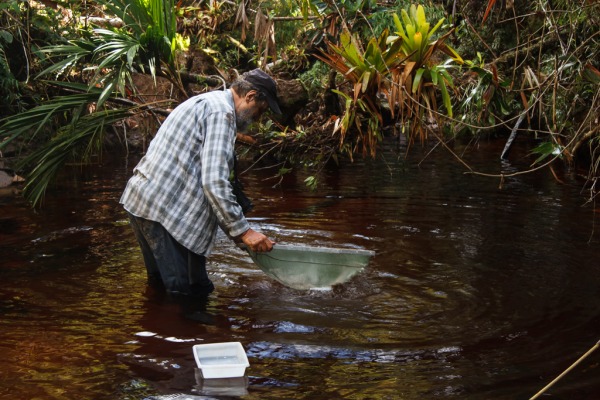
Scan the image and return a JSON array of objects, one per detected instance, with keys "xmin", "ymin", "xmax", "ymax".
[{"xmin": 243, "ymin": 69, "xmax": 282, "ymax": 114}]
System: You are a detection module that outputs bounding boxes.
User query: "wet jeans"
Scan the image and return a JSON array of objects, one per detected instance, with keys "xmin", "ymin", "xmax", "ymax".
[{"xmin": 126, "ymin": 211, "xmax": 214, "ymax": 297}]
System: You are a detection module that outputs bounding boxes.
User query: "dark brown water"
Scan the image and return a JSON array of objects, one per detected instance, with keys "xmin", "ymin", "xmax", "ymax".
[{"xmin": 1, "ymin": 137, "xmax": 599, "ymax": 400}]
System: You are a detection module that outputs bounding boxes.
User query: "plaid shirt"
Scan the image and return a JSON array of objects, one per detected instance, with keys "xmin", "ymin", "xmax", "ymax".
[{"xmin": 120, "ymin": 89, "xmax": 250, "ymax": 255}]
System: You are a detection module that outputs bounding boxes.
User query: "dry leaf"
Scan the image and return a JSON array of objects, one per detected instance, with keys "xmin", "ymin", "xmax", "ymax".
[{"xmin": 234, "ymin": 1, "xmax": 249, "ymax": 42}]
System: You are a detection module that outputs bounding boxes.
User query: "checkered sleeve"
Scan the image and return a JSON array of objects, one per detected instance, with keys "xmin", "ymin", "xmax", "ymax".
[{"xmin": 201, "ymin": 109, "xmax": 250, "ymax": 238}]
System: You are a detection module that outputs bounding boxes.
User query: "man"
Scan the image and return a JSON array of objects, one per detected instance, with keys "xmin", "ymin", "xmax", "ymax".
[{"xmin": 120, "ymin": 69, "xmax": 279, "ymax": 299}]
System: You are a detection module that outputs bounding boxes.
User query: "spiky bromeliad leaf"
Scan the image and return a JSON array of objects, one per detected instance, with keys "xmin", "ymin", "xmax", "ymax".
[
  {"xmin": 438, "ymin": 76, "xmax": 452, "ymax": 117},
  {"xmin": 315, "ymin": 27, "xmax": 411, "ymax": 157},
  {"xmin": 337, "ymin": 31, "xmax": 364, "ymax": 69}
]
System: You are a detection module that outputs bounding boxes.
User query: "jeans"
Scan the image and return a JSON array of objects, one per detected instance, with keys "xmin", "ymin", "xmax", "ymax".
[{"xmin": 126, "ymin": 211, "xmax": 214, "ymax": 297}]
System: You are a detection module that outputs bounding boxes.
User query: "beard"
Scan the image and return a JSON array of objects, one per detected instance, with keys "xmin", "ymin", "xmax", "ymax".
[{"xmin": 236, "ymin": 108, "xmax": 255, "ymax": 133}]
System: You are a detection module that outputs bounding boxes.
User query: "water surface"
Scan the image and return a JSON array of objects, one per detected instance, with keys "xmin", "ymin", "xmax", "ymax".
[{"xmin": 1, "ymin": 137, "xmax": 599, "ymax": 399}]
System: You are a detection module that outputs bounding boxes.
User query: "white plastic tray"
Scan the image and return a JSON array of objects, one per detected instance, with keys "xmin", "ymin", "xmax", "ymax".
[{"xmin": 192, "ymin": 342, "xmax": 250, "ymax": 379}]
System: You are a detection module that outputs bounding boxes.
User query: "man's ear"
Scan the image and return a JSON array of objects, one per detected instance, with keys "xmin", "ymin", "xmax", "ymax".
[{"xmin": 245, "ymin": 90, "xmax": 258, "ymax": 103}]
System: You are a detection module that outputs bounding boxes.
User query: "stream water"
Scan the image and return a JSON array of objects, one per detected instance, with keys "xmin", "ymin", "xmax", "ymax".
[{"xmin": 1, "ymin": 137, "xmax": 599, "ymax": 400}]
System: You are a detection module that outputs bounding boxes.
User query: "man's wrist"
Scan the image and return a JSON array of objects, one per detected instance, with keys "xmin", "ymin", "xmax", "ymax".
[{"xmin": 239, "ymin": 229, "xmax": 252, "ymax": 240}]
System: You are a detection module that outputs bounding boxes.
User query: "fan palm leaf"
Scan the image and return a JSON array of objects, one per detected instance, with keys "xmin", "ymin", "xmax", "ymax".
[
  {"xmin": 21, "ymin": 106, "xmax": 135, "ymax": 206},
  {"xmin": 0, "ymin": 0, "xmax": 187, "ymax": 206}
]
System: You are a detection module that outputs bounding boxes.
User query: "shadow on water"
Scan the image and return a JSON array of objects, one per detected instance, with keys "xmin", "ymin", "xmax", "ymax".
[{"xmin": 1, "ymin": 137, "xmax": 599, "ymax": 400}]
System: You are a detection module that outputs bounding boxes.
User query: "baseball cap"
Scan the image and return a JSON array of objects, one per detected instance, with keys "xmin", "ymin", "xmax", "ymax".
[{"xmin": 243, "ymin": 69, "xmax": 282, "ymax": 115}]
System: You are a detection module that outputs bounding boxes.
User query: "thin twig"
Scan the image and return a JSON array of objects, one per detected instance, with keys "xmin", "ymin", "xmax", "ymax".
[
  {"xmin": 464, "ymin": 16, "xmax": 497, "ymax": 60},
  {"xmin": 530, "ymin": 340, "xmax": 600, "ymax": 400}
]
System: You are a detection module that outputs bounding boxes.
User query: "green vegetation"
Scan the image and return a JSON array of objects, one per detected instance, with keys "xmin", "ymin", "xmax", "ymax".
[
  {"xmin": 315, "ymin": 28, "xmax": 405, "ymax": 157},
  {"xmin": 0, "ymin": 0, "xmax": 598, "ymax": 206}
]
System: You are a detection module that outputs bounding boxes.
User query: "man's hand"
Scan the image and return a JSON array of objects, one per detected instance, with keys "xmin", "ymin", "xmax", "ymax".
[{"xmin": 239, "ymin": 228, "xmax": 274, "ymax": 252}]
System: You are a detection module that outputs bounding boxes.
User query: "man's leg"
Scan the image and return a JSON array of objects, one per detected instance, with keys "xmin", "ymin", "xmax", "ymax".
[
  {"xmin": 187, "ymin": 250, "xmax": 215, "ymax": 297},
  {"xmin": 127, "ymin": 212, "xmax": 164, "ymax": 289},
  {"xmin": 127, "ymin": 212, "xmax": 214, "ymax": 296}
]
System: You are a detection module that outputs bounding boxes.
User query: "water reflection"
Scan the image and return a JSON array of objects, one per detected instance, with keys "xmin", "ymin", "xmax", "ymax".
[
  {"xmin": 1, "ymin": 139, "xmax": 600, "ymax": 399},
  {"xmin": 195, "ymin": 374, "xmax": 249, "ymax": 397}
]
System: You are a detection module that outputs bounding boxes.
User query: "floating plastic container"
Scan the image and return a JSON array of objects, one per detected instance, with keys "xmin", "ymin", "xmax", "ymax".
[
  {"xmin": 247, "ymin": 244, "xmax": 375, "ymax": 290},
  {"xmin": 192, "ymin": 342, "xmax": 250, "ymax": 379}
]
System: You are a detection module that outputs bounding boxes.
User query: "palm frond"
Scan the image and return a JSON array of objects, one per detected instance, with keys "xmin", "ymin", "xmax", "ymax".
[
  {"xmin": 0, "ymin": 93, "xmax": 102, "ymax": 149},
  {"xmin": 36, "ymin": 40, "xmax": 97, "ymax": 79},
  {"xmin": 21, "ymin": 107, "xmax": 135, "ymax": 207},
  {"xmin": 0, "ymin": 0, "xmax": 191, "ymax": 210}
]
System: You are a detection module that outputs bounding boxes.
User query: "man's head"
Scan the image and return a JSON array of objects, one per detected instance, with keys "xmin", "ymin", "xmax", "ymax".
[{"xmin": 231, "ymin": 69, "xmax": 281, "ymax": 132}]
